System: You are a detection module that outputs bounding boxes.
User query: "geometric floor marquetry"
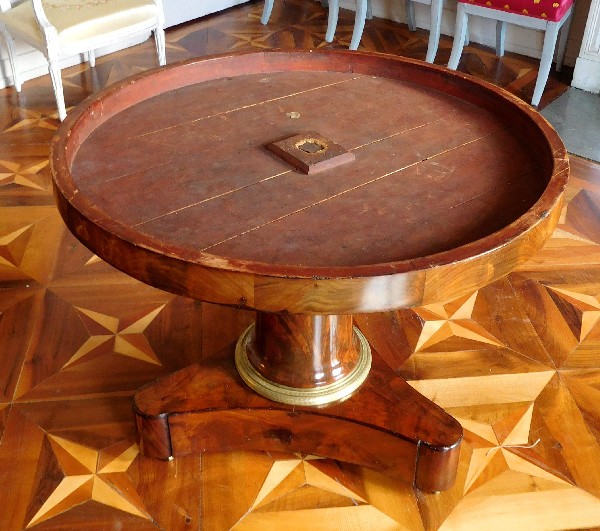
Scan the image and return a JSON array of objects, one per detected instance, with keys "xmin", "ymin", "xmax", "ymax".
[{"xmin": 1, "ymin": 0, "xmax": 599, "ymax": 529}]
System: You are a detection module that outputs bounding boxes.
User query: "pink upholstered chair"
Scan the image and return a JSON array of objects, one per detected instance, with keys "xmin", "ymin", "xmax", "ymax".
[{"xmin": 447, "ymin": 0, "xmax": 574, "ymax": 106}]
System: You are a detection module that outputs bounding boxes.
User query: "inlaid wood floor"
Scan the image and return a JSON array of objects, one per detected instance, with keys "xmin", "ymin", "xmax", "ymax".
[{"xmin": 1, "ymin": 1, "xmax": 598, "ymax": 529}]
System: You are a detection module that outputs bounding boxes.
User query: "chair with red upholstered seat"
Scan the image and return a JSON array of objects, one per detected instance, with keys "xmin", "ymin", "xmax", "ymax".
[{"xmin": 447, "ymin": 0, "xmax": 574, "ymax": 106}]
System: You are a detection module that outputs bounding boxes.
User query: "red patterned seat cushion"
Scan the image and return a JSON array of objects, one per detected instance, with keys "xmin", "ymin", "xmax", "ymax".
[{"xmin": 458, "ymin": 0, "xmax": 574, "ymax": 21}]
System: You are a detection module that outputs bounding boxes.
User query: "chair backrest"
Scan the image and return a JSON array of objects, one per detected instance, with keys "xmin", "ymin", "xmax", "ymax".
[{"xmin": 32, "ymin": 0, "xmax": 58, "ymax": 48}]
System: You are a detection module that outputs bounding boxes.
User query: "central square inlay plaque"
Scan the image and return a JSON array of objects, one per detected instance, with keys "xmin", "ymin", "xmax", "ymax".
[{"xmin": 266, "ymin": 131, "xmax": 355, "ymax": 174}]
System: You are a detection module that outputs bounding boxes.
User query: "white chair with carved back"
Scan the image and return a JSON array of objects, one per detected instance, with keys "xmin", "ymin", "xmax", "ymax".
[
  {"xmin": 0, "ymin": 0, "xmax": 166, "ymax": 121},
  {"xmin": 447, "ymin": 0, "xmax": 574, "ymax": 106}
]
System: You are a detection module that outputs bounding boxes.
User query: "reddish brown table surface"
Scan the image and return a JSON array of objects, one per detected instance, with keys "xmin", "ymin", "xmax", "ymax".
[{"xmin": 50, "ymin": 50, "xmax": 568, "ymax": 492}]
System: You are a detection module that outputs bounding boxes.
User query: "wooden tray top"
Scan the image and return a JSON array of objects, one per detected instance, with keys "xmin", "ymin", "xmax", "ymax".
[{"xmin": 51, "ymin": 50, "xmax": 568, "ymax": 314}]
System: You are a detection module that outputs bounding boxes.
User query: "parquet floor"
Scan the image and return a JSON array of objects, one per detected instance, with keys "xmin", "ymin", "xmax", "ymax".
[{"xmin": 1, "ymin": 0, "xmax": 598, "ymax": 529}]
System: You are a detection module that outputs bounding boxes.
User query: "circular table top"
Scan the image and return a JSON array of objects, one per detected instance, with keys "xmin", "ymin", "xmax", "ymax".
[{"xmin": 51, "ymin": 50, "xmax": 568, "ymax": 314}]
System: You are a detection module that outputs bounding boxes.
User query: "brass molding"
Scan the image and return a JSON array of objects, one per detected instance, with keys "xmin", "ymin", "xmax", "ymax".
[{"xmin": 235, "ymin": 324, "xmax": 372, "ymax": 407}]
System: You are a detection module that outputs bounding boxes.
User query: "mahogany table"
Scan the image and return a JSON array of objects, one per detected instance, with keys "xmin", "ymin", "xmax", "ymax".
[{"xmin": 50, "ymin": 50, "xmax": 568, "ymax": 492}]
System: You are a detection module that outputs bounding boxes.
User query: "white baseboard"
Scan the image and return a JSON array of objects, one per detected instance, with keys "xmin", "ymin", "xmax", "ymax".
[
  {"xmin": 163, "ymin": 0, "xmax": 250, "ymax": 27},
  {"xmin": 571, "ymin": 0, "xmax": 600, "ymax": 93}
]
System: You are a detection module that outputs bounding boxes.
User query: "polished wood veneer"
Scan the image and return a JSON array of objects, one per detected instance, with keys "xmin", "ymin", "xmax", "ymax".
[
  {"xmin": 52, "ymin": 51, "xmax": 567, "ymax": 314},
  {"xmin": 2, "ymin": 1, "xmax": 600, "ymax": 528},
  {"xmin": 248, "ymin": 313, "xmax": 359, "ymax": 388},
  {"xmin": 134, "ymin": 353, "xmax": 462, "ymax": 493},
  {"xmin": 50, "ymin": 49, "xmax": 567, "ymax": 493}
]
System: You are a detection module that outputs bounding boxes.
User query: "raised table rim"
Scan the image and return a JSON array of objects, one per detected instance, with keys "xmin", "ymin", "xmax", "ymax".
[{"xmin": 50, "ymin": 49, "xmax": 569, "ymax": 314}]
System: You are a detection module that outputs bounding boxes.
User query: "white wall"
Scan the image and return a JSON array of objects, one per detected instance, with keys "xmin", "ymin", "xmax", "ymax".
[
  {"xmin": 163, "ymin": 0, "xmax": 250, "ymax": 27},
  {"xmin": 572, "ymin": 0, "xmax": 600, "ymax": 92}
]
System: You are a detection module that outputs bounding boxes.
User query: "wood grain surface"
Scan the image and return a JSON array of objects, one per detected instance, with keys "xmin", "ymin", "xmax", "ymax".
[
  {"xmin": 249, "ymin": 313, "xmax": 359, "ymax": 387},
  {"xmin": 52, "ymin": 50, "xmax": 567, "ymax": 314},
  {"xmin": 134, "ymin": 353, "xmax": 462, "ymax": 492},
  {"xmin": 50, "ymin": 49, "xmax": 567, "ymax": 495},
  {"xmin": 1, "ymin": 1, "xmax": 598, "ymax": 529}
]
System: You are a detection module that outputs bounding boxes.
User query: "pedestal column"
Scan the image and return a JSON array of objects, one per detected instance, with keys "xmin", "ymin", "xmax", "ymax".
[{"xmin": 235, "ymin": 313, "xmax": 372, "ymax": 406}]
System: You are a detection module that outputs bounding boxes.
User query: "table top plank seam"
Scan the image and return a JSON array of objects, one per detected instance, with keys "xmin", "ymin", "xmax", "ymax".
[
  {"xmin": 197, "ymin": 129, "xmax": 513, "ymax": 254},
  {"xmin": 133, "ymin": 75, "xmax": 368, "ymax": 140},
  {"xmin": 129, "ymin": 169, "xmax": 293, "ymax": 227},
  {"xmin": 85, "ymin": 107, "xmax": 451, "ymax": 191},
  {"xmin": 127, "ymin": 119, "xmax": 450, "ymax": 228},
  {"xmin": 128, "ymin": 116, "xmax": 495, "ymax": 230}
]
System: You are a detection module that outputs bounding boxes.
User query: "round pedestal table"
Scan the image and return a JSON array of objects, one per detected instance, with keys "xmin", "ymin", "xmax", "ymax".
[{"xmin": 50, "ymin": 50, "xmax": 568, "ymax": 492}]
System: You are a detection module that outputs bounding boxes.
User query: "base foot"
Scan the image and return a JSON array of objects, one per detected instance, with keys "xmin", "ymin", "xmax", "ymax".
[{"xmin": 134, "ymin": 345, "xmax": 463, "ymax": 492}]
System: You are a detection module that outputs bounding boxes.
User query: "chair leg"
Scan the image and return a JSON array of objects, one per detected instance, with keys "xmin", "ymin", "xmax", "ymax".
[
  {"xmin": 326, "ymin": 0, "xmax": 339, "ymax": 42},
  {"xmin": 261, "ymin": 0, "xmax": 274, "ymax": 24},
  {"xmin": 448, "ymin": 4, "xmax": 468, "ymax": 70},
  {"xmin": 405, "ymin": 0, "xmax": 416, "ymax": 31},
  {"xmin": 88, "ymin": 50, "xmax": 96, "ymax": 68},
  {"xmin": 1, "ymin": 30, "xmax": 22, "ymax": 91},
  {"xmin": 425, "ymin": 0, "xmax": 444, "ymax": 63},
  {"xmin": 496, "ymin": 20, "xmax": 506, "ymax": 57},
  {"xmin": 531, "ymin": 21, "xmax": 560, "ymax": 107},
  {"xmin": 155, "ymin": 26, "xmax": 166, "ymax": 65},
  {"xmin": 349, "ymin": 0, "xmax": 368, "ymax": 50},
  {"xmin": 366, "ymin": 0, "xmax": 372, "ymax": 19},
  {"xmin": 48, "ymin": 60, "xmax": 66, "ymax": 121},
  {"xmin": 555, "ymin": 11, "xmax": 573, "ymax": 72}
]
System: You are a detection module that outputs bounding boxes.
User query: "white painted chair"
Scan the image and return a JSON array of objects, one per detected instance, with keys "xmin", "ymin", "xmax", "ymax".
[
  {"xmin": 261, "ymin": 0, "xmax": 368, "ymax": 50},
  {"xmin": 405, "ymin": 0, "xmax": 445, "ymax": 62},
  {"xmin": 262, "ymin": 0, "xmax": 444, "ymax": 58},
  {"xmin": 447, "ymin": 0, "xmax": 574, "ymax": 107},
  {"xmin": 0, "ymin": 0, "xmax": 166, "ymax": 121}
]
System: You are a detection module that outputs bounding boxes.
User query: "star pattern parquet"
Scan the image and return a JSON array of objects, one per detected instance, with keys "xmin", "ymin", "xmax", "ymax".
[{"xmin": 0, "ymin": 0, "xmax": 597, "ymax": 529}]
